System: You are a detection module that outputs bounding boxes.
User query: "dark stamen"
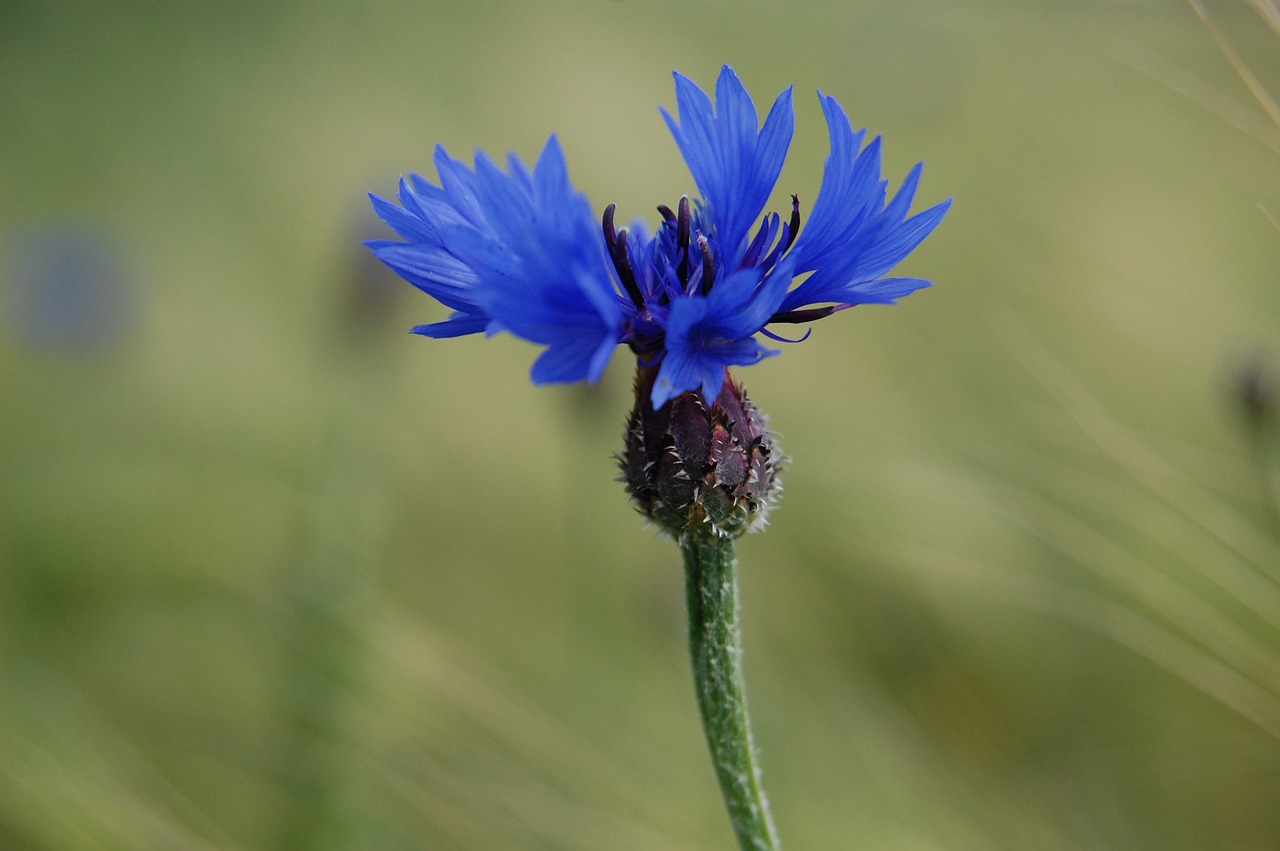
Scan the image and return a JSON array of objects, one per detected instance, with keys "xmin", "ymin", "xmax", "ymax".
[
  {"xmin": 613, "ymin": 228, "xmax": 646, "ymax": 310},
  {"xmin": 676, "ymin": 196, "xmax": 692, "ymax": 285},
  {"xmin": 782, "ymin": 195, "xmax": 801, "ymax": 254},
  {"xmin": 759, "ymin": 196, "xmax": 803, "ymax": 272},
  {"xmin": 602, "ymin": 203, "xmax": 619, "ymax": 248},
  {"xmin": 603, "ymin": 205, "xmax": 645, "ymax": 309},
  {"xmin": 739, "ymin": 214, "xmax": 775, "ymax": 269},
  {"xmin": 656, "ymin": 204, "xmax": 676, "ymax": 223},
  {"xmin": 768, "ymin": 306, "xmax": 836, "ymax": 324},
  {"xmin": 697, "ymin": 234, "xmax": 716, "ymax": 295}
]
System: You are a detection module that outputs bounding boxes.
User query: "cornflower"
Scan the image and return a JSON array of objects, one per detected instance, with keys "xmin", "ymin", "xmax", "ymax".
[{"xmin": 369, "ymin": 65, "xmax": 950, "ymax": 851}]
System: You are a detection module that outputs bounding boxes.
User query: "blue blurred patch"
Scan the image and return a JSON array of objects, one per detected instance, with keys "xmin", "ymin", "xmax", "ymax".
[{"xmin": 2, "ymin": 223, "xmax": 136, "ymax": 351}]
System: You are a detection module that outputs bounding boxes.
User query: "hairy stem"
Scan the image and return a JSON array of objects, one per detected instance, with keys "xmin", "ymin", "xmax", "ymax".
[{"xmin": 681, "ymin": 530, "xmax": 780, "ymax": 851}]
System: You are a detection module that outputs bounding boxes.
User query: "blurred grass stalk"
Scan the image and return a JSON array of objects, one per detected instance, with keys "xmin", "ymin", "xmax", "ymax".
[{"xmin": 924, "ymin": 311, "xmax": 1280, "ymax": 742}]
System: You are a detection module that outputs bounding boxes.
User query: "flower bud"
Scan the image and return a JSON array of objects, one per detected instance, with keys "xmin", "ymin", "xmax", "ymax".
[
  {"xmin": 1234, "ymin": 350, "xmax": 1278, "ymax": 435},
  {"xmin": 622, "ymin": 368, "xmax": 781, "ymax": 539}
]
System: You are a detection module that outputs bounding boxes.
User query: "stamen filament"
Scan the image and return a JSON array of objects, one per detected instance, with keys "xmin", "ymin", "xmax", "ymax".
[
  {"xmin": 698, "ymin": 234, "xmax": 716, "ymax": 295},
  {"xmin": 768, "ymin": 306, "xmax": 836, "ymax": 324}
]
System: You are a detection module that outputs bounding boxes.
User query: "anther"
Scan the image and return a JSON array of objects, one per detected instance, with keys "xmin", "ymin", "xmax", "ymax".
[
  {"xmin": 613, "ymin": 228, "xmax": 646, "ymax": 310},
  {"xmin": 677, "ymin": 196, "xmax": 692, "ymax": 285},
  {"xmin": 697, "ymin": 234, "xmax": 716, "ymax": 295},
  {"xmin": 602, "ymin": 204, "xmax": 645, "ymax": 309},
  {"xmin": 656, "ymin": 204, "xmax": 676, "ymax": 223},
  {"xmin": 603, "ymin": 203, "xmax": 619, "ymax": 248}
]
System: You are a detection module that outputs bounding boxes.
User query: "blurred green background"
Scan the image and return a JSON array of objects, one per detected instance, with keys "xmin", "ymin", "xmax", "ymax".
[{"xmin": 4, "ymin": 0, "xmax": 1280, "ymax": 848}]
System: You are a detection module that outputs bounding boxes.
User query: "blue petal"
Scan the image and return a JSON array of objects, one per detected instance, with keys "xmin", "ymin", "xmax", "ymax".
[
  {"xmin": 369, "ymin": 192, "xmax": 436, "ymax": 243},
  {"xmin": 402, "ymin": 173, "xmax": 471, "ymax": 233},
  {"xmin": 652, "ymin": 334, "xmax": 730, "ymax": 406},
  {"xmin": 851, "ymin": 198, "xmax": 953, "ymax": 279},
  {"xmin": 705, "ymin": 254, "xmax": 795, "ymax": 340},
  {"xmin": 663, "ymin": 73, "xmax": 717, "ymax": 197},
  {"xmin": 661, "ymin": 66, "xmax": 794, "ymax": 265},
  {"xmin": 433, "ymin": 222, "xmax": 522, "ymax": 279},
  {"xmin": 506, "ymin": 150, "xmax": 535, "ymax": 194},
  {"xmin": 776, "ymin": 91, "xmax": 950, "ymax": 313},
  {"xmin": 532, "ymin": 134, "xmax": 571, "ymax": 203},
  {"xmin": 466, "ymin": 136, "xmax": 625, "ymax": 381},
  {"xmin": 655, "ymin": 275, "xmax": 785, "ymax": 406},
  {"xmin": 470, "ymin": 151, "xmax": 536, "ymax": 246},
  {"xmin": 530, "ymin": 328, "xmax": 617, "ymax": 384},
  {"xmin": 367, "ymin": 241, "xmax": 481, "ymax": 311},
  {"xmin": 370, "ymin": 135, "xmax": 625, "ymax": 383},
  {"xmin": 653, "ymin": 334, "xmax": 778, "ymax": 407},
  {"xmin": 652, "ymin": 344, "xmax": 718, "ymax": 408},
  {"xmin": 881, "ymin": 162, "xmax": 922, "ymax": 225},
  {"xmin": 790, "ymin": 94, "xmax": 886, "ymax": 272},
  {"xmin": 411, "ymin": 313, "xmax": 490, "ymax": 338},
  {"xmin": 432, "ymin": 145, "xmax": 487, "ymax": 229},
  {"xmin": 839, "ymin": 277, "xmax": 933, "ymax": 305}
]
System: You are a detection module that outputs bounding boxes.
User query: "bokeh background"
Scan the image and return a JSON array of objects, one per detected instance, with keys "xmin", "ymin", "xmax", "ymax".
[{"xmin": 4, "ymin": 0, "xmax": 1280, "ymax": 848}]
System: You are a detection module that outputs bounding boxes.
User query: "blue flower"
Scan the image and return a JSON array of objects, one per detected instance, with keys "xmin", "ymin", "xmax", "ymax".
[{"xmin": 369, "ymin": 65, "xmax": 951, "ymax": 408}]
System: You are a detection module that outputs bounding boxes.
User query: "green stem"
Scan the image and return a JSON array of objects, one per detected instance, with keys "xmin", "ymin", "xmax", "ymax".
[{"xmin": 681, "ymin": 530, "xmax": 781, "ymax": 851}]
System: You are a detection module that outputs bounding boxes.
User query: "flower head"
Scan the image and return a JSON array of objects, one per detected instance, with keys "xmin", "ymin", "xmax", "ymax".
[{"xmin": 369, "ymin": 65, "xmax": 950, "ymax": 408}]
